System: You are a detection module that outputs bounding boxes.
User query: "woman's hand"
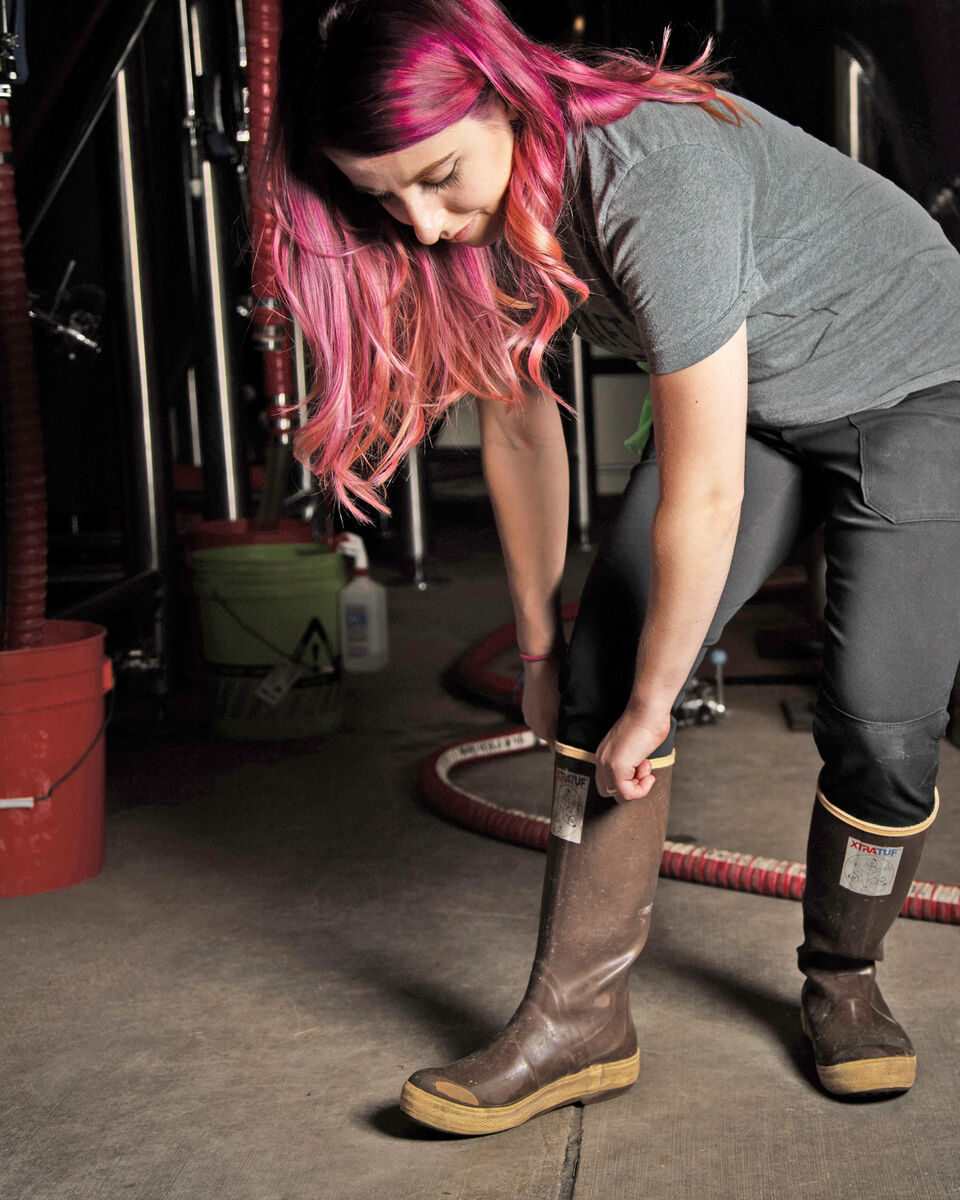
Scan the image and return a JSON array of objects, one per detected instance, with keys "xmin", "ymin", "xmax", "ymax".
[
  {"xmin": 595, "ymin": 703, "xmax": 671, "ymax": 803},
  {"xmin": 520, "ymin": 656, "xmax": 563, "ymax": 744}
]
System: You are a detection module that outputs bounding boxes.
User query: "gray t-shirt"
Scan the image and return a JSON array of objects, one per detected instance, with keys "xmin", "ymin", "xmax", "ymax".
[{"xmin": 561, "ymin": 94, "xmax": 960, "ymax": 426}]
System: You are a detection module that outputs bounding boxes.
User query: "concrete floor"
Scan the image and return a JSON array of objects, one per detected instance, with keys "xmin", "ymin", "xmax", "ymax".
[{"xmin": 2, "ymin": 522, "xmax": 959, "ymax": 1200}]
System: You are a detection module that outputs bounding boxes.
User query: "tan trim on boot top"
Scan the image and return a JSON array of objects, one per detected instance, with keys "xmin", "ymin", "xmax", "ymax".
[
  {"xmin": 816, "ymin": 788, "xmax": 939, "ymax": 837},
  {"xmin": 554, "ymin": 742, "xmax": 676, "ymax": 770}
]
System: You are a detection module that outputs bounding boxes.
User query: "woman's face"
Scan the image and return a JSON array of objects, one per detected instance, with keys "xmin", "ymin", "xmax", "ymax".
[{"xmin": 325, "ymin": 104, "xmax": 516, "ymax": 248}]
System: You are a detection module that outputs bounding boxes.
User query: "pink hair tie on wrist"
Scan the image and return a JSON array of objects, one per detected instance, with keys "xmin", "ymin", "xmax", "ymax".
[{"xmin": 519, "ymin": 650, "xmax": 558, "ymax": 662}]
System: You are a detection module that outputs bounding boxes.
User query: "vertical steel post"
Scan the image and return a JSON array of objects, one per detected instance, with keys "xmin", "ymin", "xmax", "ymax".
[
  {"xmin": 115, "ymin": 62, "xmax": 173, "ymax": 697},
  {"xmin": 833, "ymin": 44, "xmax": 877, "ymax": 166},
  {"xmin": 115, "ymin": 66, "xmax": 165, "ymax": 574},
  {"xmin": 178, "ymin": 0, "xmax": 248, "ymax": 519},
  {"xmin": 569, "ymin": 332, "xmax": 593, "ymax": 549},
  {"xmin": 402, "ymin": 448, "xmax": 428, "ymax": 590},
  {"xmin": 292, "ymin": 322, "xmax": 315, "ymax": 497}
]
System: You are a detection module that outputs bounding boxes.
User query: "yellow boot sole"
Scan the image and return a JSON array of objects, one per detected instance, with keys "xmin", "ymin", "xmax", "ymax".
[
  {"xmin": 815, "ymin": 1054, "xmax": 916, "ymax": 1096},
  {"xmin": 801, "ymin": 1011, "xmax": 916, "ymax": 1096},
  {"xmin": 399, "ymin": 1050, "xmax": 640, "ymax": 1135}
]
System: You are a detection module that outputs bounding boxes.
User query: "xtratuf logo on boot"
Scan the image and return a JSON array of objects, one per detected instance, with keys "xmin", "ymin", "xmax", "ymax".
[{"xmin": 840, "ymin": 838, "xmax": 903, "ymax": 897}]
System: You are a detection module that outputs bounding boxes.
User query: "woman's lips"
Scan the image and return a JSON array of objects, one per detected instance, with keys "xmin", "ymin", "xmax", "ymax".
[{"xmin": 449, "ymin": 218, "xmax": 477, "ymax": 244}]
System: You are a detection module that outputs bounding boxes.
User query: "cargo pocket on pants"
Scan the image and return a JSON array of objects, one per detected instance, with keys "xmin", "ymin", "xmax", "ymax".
[{"xmin": 849, "ymin": 383, "xmax": 960, "ymax": 522}]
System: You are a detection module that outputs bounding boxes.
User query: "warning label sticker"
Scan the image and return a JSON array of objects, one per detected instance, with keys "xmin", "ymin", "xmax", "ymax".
[
  {"xmin": 552, "ymin": 766, "xmax": 590, "ymax": 845},
  {"xmin": 840, "ymin": 837, "xmax": 903, "ymax": 897},
  {"xmin": 255, "ymin": 660, "xmax": 308, "ymax": 707}
]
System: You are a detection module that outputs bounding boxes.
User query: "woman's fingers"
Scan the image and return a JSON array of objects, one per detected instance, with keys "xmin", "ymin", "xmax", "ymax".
[
  {"xmin": 599, "ymin": 759, "xmax": 654, "ymax": 802},
  {"xmin": 611, "ymin": 769, "xmax": 656, "ymax": 802}
]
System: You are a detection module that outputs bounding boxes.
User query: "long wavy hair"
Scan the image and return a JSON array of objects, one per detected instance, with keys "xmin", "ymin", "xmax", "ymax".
[{"xmin": 267, "ymin": 0, "xmax": 739, "ymax": 517}]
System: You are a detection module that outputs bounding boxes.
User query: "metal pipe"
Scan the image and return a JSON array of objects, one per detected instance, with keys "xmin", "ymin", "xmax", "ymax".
[
  {"xmin": 115, "ymin": 60, "xmax": 174, "ymax": 703},
  {"xmin": 402, "ymin": 447, "xmax": 428, "ymax": 590},
  {"xmin": 22, "ymin": 0, "xmax": 159, "ymax": 250},
  {"xmin": 178, "ymin": 0, "xmax": 247, "ymax": 519},
  {"xmin": 569, "ymin": 333, "xmax": 592, "ymax": 549},
  {"xmin": 186, "ymin": 366, "xmax": 202, "ymax": 467},
  {"xmin": 56, "ymin": 569, "xmax": 158, "ymax": 621},
  {"xmin": 293, "ymin": 321, "xmax": 313, "ymax": 494},
  {"xmin": 714, "ymin": 0, "xmax": 725, "ymax": 37},
  {"xmin": 199, "ymin": 155, "xmax": 245, "ymax": 517},
  {"xmin": 833, "ymin": 44, "xmax": 876, "ymax": 167},
  {"xmin": 115, "ymin": 67, "xmax": 163, "ymax": 574}
]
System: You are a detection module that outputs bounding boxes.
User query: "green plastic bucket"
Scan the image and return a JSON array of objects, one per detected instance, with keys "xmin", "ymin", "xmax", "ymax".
[{"xmin": 191, "ymin": 544, "xmax": 348, "ymax": 739}]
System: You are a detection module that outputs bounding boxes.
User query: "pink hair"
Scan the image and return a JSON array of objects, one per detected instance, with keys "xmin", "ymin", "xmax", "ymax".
[{"xmin": 267, "ymin": 0, "xmax": 740, "ymax": 517}]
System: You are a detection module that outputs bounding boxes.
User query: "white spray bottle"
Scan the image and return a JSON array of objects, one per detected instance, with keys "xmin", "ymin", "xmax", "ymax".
[{"xmin": 336, "ymin": 533, "xmax": 389, "ymax": 672}]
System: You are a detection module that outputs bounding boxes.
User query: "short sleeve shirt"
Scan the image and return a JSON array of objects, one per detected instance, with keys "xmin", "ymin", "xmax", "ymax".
[{"xmin": 560, "ymin": 94, "xmax": 960, "ymax": 426}]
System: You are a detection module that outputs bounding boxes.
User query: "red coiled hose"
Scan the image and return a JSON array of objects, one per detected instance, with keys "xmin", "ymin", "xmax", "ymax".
[
  {"xmin": 0, "ymin": 94, "xmax": 47, "ymax": 650},
  {"xmin": 453, "ymin": 601, "xmax": 580, "ymax": 712},
  {"xmin": 418, "ymin": 728, "xmax": 960, "ymax": 925}
]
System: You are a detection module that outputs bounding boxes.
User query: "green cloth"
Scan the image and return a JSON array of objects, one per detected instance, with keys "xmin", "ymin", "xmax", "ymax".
[{"xmin": 623, "ymin": 363, "xmax": 652, "ymax": 457}]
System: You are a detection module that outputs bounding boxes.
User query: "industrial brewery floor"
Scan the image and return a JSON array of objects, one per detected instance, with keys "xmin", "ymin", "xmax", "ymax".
[{"xmin": 3, "ymin": 528, "xmax": 959, "ymax": 1200}]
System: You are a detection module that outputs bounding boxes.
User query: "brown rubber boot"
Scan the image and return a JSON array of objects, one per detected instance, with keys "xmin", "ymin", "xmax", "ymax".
[
  {"xmin": 798, "ymin": 790, "xmax": 937, "ymax": 1097},
  {"xmin": 400, "ymin": 746, "xmax": 672, "ymax": 1134}
]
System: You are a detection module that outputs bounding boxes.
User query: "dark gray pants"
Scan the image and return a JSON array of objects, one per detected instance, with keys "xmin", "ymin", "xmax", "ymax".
[{"xmin": 557, "ymin": 383, "xmax": 960, "ymax": 827}]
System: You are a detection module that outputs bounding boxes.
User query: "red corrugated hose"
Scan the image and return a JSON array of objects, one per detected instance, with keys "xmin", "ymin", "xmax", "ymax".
[
  {"xmin": 419, "ymin": 651, "xmax": 960, "ymax": 925},
  {"xmin": 0, "ymin": 90, "xmax": 47, "ymax": 650},
  {"xmin": 245, "ymin": 0, "xmax": 296, "ymax": 426}
]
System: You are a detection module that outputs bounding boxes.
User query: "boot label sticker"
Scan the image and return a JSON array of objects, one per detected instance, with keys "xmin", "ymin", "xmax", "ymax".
[
  {"xmin": 840, "ymin": 837, "xmax": 903, "ymax": 897},
  {"xmin": 552, "ymin": 767, "xmax": 590, "ymax": 844}
]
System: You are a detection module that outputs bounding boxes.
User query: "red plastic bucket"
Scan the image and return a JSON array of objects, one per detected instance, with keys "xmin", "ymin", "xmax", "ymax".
[
  {"xmin": 0, "ymin": 621, "xmax": 113, "ymax": 898},
  {"xmin": 182, "ymin": 517, "xmax": 314, "ymax": 566}
]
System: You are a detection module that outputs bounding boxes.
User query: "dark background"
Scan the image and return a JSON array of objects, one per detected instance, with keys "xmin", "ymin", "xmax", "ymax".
[{"xmin": 3, "ymin": 0, "xmax": 959, "ymax": 684}]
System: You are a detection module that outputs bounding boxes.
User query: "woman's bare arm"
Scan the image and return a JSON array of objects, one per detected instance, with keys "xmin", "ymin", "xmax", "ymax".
[
  {"xmin": 596, "ymin": 321, "xmax": 749, "ymax": 799},
  {"xmin": 478, "ymin": 389, "xmax": 570, "ymax": 740}
]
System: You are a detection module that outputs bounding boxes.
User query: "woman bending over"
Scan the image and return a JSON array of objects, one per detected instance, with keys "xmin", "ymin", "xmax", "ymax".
[{"xmin": 268, "ymin": 0, "xmax": 960, "ymax": 1134}]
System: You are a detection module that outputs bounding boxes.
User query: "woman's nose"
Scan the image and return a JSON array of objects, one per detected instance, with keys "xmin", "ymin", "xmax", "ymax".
[{"xmin": 400, "ymin": 195, "xmax": 444, "ymax": 245}]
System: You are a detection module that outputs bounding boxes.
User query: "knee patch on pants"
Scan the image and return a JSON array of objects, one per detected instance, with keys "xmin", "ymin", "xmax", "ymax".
[{"xmin": 812, "ymin": 697, "xmax": 946, "ymax": 827}]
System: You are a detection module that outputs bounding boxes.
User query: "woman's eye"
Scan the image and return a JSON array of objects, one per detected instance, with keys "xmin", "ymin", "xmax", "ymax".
[
  {"xmin": 362, "ymin": 162, "xmax": 461, "ymax": 205},
  {"xmin": 423, "ymin": 164, "xmax": 462, "ymax": 192}
]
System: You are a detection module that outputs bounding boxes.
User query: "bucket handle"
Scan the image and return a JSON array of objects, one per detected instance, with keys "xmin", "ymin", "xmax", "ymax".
[
  {"xmin": 209, "ymin": 592, "xmax": 339, "ymax": 674},
  {"xmin": 0, "ymin": 665, "xmax": 114, "ymax": 810}
]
